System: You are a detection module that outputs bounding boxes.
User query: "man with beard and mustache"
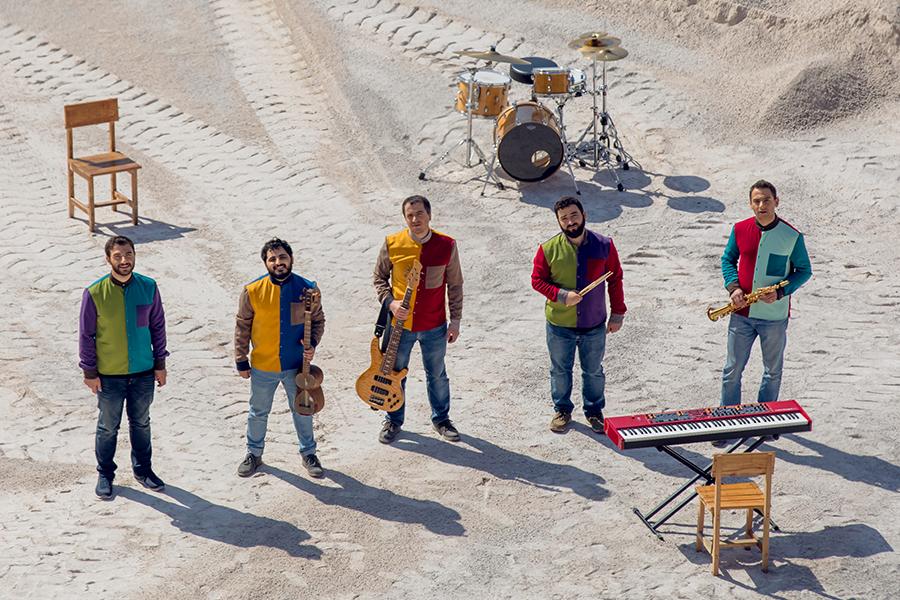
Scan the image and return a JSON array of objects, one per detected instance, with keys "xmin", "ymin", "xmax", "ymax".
[
  {"xmin": 531, "ymin": 197, "xmax": 626, "ymax": 434},
  {"xmin": 79, "ymin": 236, "xmax": 169, "ymax": 500},
  {"xmin": 234, "ymin": 238, "xmax": 326, "ymax": 478}
]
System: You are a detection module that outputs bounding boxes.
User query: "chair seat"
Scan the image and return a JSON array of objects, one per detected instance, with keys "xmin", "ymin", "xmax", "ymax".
[
  {"xmin": 69, "ymin": 152, "xmax": 141, "ymax": 177},
  {"xmin": 696, "ymin": 482, "xmax": 764, "ymax": 510}
]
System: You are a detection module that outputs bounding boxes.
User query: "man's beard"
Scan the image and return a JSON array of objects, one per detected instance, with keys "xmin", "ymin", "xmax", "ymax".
[
  {"xmin": 267, "ymin": 264, "xmax": 292, "ymax": 280},
  {"xmin": 561, "ymin": 222, "xmax": 585, "ymax": 239},
  {"xmin": 113, "ymin": 264, "xmax": 133, "ymax": 277}
]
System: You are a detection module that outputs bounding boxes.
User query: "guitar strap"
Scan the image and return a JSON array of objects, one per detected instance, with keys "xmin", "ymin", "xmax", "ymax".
[{"xmin": 374, "ymin": 299, "xmax": 391, "ymax": 354}]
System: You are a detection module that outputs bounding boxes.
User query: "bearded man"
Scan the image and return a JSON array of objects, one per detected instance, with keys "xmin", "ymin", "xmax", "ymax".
[{"xmin": 531, "ymin": 197, "xmax": 627, "ymax": 434}]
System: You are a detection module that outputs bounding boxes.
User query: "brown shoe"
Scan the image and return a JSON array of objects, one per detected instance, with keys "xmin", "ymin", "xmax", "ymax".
[
  {"xmin": 586, "ymin": 413, "xmax": 604, "ymax": 434},
  {"xmin": 550, "ymin": 411, "xmax": 571, "ymax": 433}
]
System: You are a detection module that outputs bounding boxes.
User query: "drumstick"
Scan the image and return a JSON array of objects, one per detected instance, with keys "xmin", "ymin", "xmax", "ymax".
[{"xmin": 577, "ymin": 272, "xmax": 613, "ymax": 296}]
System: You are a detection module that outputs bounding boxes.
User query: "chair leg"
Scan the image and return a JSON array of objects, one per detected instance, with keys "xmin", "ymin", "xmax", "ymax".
[
  {"xmin": 745, "ymin": 509, "xmax": 754, "ymax": 550},
  {"xmin": 111, "ymin": 173, "xmax": 117, "ymax": 212},
  {"xmin": 696, "ymin": 502, "xmax": 705, "ymax": 552},
  {"xmin": 67, "ymin": 168, "xmax": 74, "ymax": 218},
  {"xmin": 711, "ymin": 508, "xmax": 721, "ymax": 575},
  {"xmin": 762, "ymin": 509, "xmax": 770, "ymax": 572},
  {"xmin": 131, "ymin": 170, "xmax": 138, "ymax": 225},
  {"xmin": 87, "ymin": 176, "xmax": 95, "ymax": 232}
]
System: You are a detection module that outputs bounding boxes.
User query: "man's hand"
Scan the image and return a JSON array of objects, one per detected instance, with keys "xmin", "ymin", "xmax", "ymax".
[
  {"xmin": 607, "ymin": 321, "xmax": 623, "ymax": 333},
  {"xmin": 447, "ymin": 323, "xmax": 460, "ymax": 344},
  {"xmin": 390, "ymin": 299, "xmax": 409, "ymax": 321},
  {"xmin": 564, "ymin": 291, "xmax": 583, "ymax": 307},
  {"xmin": 759, "ymin": 291, "xmax": 778, "ymax": 304},
  {"xmin": 730, "ymin": 289, "xmax": 748, "ymax": 309},
  {"xmin": 155, "ymin": 369, "xmax": 167, "ymax": 387},
  {"xmin": 84, "ymin": 377, "xmax": 101, "ymax": 394},
  {"xmin": 238, "ymin": 370, "xmax": 251, "ymax": 379},
  {"xmin": 303, "ymin": 346, "xmax": 316, "ymax": 362}
]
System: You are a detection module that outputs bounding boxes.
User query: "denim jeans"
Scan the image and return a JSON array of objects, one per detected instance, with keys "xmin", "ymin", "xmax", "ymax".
[
  {"xmin": 546, "ymin": 322, "xmax": 607, "ymax": 417},
  {"xmin": 247, "ymin": 367, "xmax": 316, "ymax": 457},
  {"xmin": 383, "ymin": 321, "xmax": 451, "ymax": 426},
  {"xmin": 95, "ymin": 372, "xmax": 155, "ymax": 480},
  {"xmin": 721, "ymin": 313, "xmax": 789, "ymax": 406}
]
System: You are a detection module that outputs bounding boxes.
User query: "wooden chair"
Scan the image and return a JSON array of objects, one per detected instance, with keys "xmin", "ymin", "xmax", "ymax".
[
  {"xmin": 64, "ymin": 98, "xmax": 141, "ymax": 232},
  {"xmin": 695, "ymin": 451, "xmax": 775, "ymax": 575}
]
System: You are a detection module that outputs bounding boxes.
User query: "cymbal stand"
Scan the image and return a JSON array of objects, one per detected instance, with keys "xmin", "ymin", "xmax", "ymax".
[
  {"xmin": 553, "ymin": 95, "xmax": 581, "ymax": 195},
  {"xmin": 570, "ymin": 55, "xmax": 638, "ymax": 192},
  {"xmin": 419, "ymin": 65, "xmax": 504, "ymax": 191}
]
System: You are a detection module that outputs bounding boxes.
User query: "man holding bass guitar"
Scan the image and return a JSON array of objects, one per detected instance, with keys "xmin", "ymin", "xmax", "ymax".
[
  {"xmin": 234, "ymin": 238, "xmax": 327, "ymax": 478},
  {"xmin": 371, "ymin": 195, "xmax": 464, "ymax": 444}
]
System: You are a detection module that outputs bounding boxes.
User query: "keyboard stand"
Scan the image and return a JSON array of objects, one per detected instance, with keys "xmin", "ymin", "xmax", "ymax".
[{"xmin": 632, "ymin": 436, "xmax": 781, "ymax": 540}]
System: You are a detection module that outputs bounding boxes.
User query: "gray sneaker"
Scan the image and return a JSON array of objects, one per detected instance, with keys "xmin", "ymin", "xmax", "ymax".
[
  {"xmin": 237, "ymin": 453, "xmax": 263, "ymax": 477},
  {"xmin": 433, "ymin": 419, "xmax": 460, "ymax": 442},
  {"xmin": 710, "ymin": 439, "xmax": 734, "ymax": 449},
  {"xmin": 379, "ymin": 421, "xmax": 402, "ymax": 444},
  {"xmin": 302, "ymin": 454, "xmax": 324, "ymax": 478}
]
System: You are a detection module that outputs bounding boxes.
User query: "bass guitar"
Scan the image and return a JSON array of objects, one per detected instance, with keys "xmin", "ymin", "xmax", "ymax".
[
  {"xmin": 294, "ymin": 287, "xmax": 325, "ymax": 416},
  {"xmin": 355, "ymin": 260, "xmax": 422, "ymax": 412}
]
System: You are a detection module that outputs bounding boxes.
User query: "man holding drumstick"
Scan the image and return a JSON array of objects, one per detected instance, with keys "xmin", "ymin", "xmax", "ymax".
[{"xmin": 531, "ymin": 197, "xmax": 627, "ymax": 434}]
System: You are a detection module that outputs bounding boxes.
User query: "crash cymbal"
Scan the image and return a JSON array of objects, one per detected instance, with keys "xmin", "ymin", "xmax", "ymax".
[
  {"xmin": 578, "ymin": 46, "xmax": 629, "ymax": 61},
  {"xmin": 568, "ymin": 31, "xmax": 616, "ymax": 49},
  {"xmin": 454, "ymin": 49, "xmax": 531, "ymax": 65}
]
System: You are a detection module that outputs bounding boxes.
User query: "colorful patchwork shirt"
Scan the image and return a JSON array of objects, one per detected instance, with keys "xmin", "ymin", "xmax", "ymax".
[
  {"xmin": 79, "ymin": 273, "xmax": 168, "ymax": 378},
  {"xmin": 722, "ymin": 216, "xmax": 813, "ymax": 321},
  {"xmin": 234, "ymin": 273, "xmax": 325, "ymax": 373},
  {"xmin": 532, "ymin": 230, "xmax": 627, "ymax": 329},
  {"xmin": 373, "ymin": 228, "xmax": 463, "ymax": 332}
]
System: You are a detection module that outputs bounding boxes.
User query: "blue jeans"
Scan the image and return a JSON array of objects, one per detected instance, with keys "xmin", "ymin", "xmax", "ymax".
[
  {"xmin": 247, "ymin": 368, "xmax": 316, "ymax": 457},
  {"xmin": 721, "ymin": 313, "xmax": 789, "ymax": 405},
  {"xmin": 384, "ymin": 322, "xmax": 451, "ymax": 426},
  {"xmin": 95, "ymin": 372, "xmax": 155, "ymax": 480},
  {"xmin": 546, "ymin": 322, "xmax": 607, "ymax": 417}
]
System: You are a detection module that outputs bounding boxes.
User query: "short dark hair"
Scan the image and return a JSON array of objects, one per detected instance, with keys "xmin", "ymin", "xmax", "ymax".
[
  {"xmin": 749, "ymin": 180, "xmax": 777, "ymax": 199},
  {"xmin": 402, "ymin": 195, "xmax": 431, "ymax": 216},
  {"xmin": 554, "ymin": 196, "xmax": 584, "ymax": 216},
  {"xmin": 260, "ymin": 238, "xmax": 293, "ymax": 262},
  {"xmin": 105, "ymin": 235, "xmax": 135, "ymax": 257}
]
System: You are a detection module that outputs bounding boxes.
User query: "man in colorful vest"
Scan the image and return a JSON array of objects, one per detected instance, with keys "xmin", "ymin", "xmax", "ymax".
[
  {"xmin": 234, "ymin": 238, "xmax": 326, "ymax": 478},
  {"xmin": 531, "ymin": 197, "xmax": 626, "ymax": 434},
  {"xmin": 718, "ymin": 180, "xmax": 812, "ymax": 414},
  {"xmin": 372, "ymin": 195, "xmax": 464, "ymax": 444},
  {"xmin": 79, "ymin": 236, "xmax": 169, "ymax": 500}
]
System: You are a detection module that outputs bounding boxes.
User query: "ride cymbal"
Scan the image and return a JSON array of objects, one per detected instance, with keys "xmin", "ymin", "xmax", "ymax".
[
  {"xmin": 578, "ymin": 46, "xmax": 629, "ymax": 61},
  {"xmin": 568, "ymin": 31, "xmax": 617, "ymax": 49},
  {"xmin": 454, "ymin": 49, "xmax": 531, "ymax": 65}
]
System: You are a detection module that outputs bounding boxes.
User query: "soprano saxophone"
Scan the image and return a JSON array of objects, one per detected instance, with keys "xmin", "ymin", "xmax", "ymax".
[{"xmin": 707, "ymin": 280, "xmax": 789, "ymax": 322}]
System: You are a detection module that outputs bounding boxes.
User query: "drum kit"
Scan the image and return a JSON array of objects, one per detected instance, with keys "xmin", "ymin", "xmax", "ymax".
[{"xmin": 419, "ymin": 32, "xmax": 638, "ymax": 195}]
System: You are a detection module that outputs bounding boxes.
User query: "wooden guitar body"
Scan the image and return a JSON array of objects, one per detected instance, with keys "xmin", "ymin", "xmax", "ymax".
[
  {"xmin": 355, "ymin": 338, "xmax": 406, "ymax": 412},
  {"xmin": 294, "ymin": 365, "xmax": 325, "ymax": 416}
]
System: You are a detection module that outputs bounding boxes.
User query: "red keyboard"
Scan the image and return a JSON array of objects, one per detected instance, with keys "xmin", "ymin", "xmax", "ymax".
[{"xmin": 604, "ymin": 400, "xmax": 812, "ymax": 450}]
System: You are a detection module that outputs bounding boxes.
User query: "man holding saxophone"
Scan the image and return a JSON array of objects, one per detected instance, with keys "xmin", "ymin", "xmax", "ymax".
[{"xmin": 717, "ymin": 180, "xmax": 812, "ymax": 422}]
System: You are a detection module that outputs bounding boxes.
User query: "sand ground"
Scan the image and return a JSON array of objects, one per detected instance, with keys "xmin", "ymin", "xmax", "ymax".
[{"xmin": 0, "ymin": 1, "xmax": 898, "ymax": 598}]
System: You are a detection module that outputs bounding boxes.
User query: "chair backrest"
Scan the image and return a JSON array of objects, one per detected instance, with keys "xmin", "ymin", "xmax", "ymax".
[
  {"xmin": 64, "ymin": 98, "xmax": 119, "ymax": 129},
  {"xmin": 712, "ymin": 452, "xmax": 775, "ymax": 478}
]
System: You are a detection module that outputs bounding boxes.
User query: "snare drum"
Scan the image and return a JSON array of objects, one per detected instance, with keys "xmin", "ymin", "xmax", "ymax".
[
  {"xmin": 532, "ymin": 68, "xmax": 570, "ymax": 97},
  {"xmin": 455, "ymin": 70, "xmax": 511, "ymax": 118},
  {"xmin": 495, "ymin": 101, "xmax": 563, "ymax": 182}
]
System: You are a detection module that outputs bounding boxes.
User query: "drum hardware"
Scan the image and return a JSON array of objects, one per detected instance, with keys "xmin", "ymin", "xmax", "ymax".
[
  {"xmin": 568, "ymin": 41, "xmax": 639, "ymax": 192},
  {"xmin": 419, "ymin": 48, "xmax": 521, "ymax": 191}
]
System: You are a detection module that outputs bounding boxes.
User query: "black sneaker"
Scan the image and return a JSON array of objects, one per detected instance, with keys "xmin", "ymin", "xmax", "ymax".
[
  {"xmin": 379, "ymin": 421, "xmax": 402, "ymax": 444},
  {"xmin": 134, "ymin": 469, "xmax": 165, "ymax": 491},
  {"xmin": 302, "ymin": 454, "xmax": 325, "ymax": 478},
  {"xmin": 237, "ymin": 453, "xmax": 263, "ymax": 477},
  {"xmin": 95, "ymin": 474, "xmax": 113, "ymax": 500},
  {"xmin": 433, "ymin": 419, "xmax": 460, "ymax": 442},
  {"xmin": 586, "ymin": 413, "xmax": 605, "ymax": 434}
]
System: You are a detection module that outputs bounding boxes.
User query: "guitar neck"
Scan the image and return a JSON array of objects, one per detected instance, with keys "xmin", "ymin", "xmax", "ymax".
[
  {"xmin": 302, "ymin": 311, "xmax": 312, "ymax": 376},
  {"xmin": 381, "ymin": 286, "xmax": 414, "ymax": 374}
]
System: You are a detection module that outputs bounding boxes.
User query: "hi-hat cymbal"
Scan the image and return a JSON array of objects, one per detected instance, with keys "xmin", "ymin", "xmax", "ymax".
[
  {"xmin": 578, "ymin": 46, "xmax": 629, "ymax": 61},
  {"xmin": 568, "ymin": 31, "xmax": 617, "ymax": 49},
  {"xmin": 454, "ymin": 49, "xmax": 530, "ymax": 65}
]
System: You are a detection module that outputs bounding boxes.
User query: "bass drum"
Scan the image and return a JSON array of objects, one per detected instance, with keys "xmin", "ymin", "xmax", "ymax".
[{"xmin": 495, "ymin": 102, "xmax": 563, "ymax": 182}]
